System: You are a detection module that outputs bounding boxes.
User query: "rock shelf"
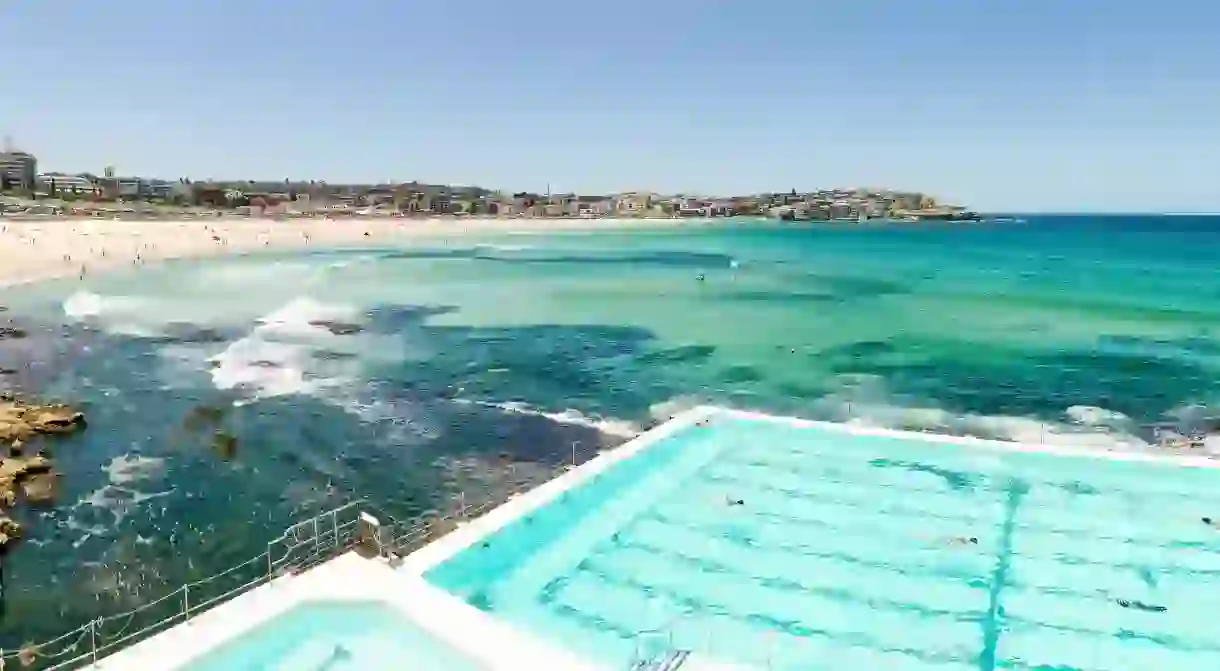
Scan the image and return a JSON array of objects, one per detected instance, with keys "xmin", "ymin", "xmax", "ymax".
[{"xmin": 0, "ymin": 393, "xmax": 87, "ymax": 551}]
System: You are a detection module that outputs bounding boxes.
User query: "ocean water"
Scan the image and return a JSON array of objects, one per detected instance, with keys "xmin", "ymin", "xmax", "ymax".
[{"xmin": 1, "ymin": 215, "xmax": 1219, "ymax": 650}]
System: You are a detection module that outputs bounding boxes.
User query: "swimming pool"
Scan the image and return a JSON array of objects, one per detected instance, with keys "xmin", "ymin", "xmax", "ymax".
[
  {"xmin": 178, "ymin": 600, "xmax": 486, "ymax": 670},
  {"xmin": 425, "ymin": 412, "xmax": 1220, "ymax": 670}
]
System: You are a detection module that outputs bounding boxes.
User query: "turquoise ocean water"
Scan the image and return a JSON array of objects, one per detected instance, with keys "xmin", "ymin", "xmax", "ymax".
[{"xmin": 1, "ymin": 214, "xmax": 1219, "ymax": 649}]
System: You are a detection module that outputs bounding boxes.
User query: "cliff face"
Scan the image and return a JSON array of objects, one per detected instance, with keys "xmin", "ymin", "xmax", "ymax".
[{"xmin": 0, "ymin": 393, "xmax": 87, "ymax": 551}]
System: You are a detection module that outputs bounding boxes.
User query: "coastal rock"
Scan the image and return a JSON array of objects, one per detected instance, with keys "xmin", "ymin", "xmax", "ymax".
[
  {"xmin": 183, "ymin": 403, "xmax": 227, "ymax": 431},
  {"xmin": 0, "ymin": 454, "xmax": 54, "ymax": 506},
  {"xmin": 309, "ymin": 320, "xmax": 363, "ymax": 336},
  {"xmin": 0, "ymin": 514, "xmax": 21, "ymax": 551},
  {"xmin": 212, "ymin": 431, "xmax": 239, "ymax": 460},
  {"xmin": 0, "ymin": 397, "xmax": 85, "ymax": 542},
  {"xmin": 148, "ymin": 323, "xmax": 230, "ymax": 345},
  {"xmin": 19, "ymin": 470, "xmax": 59, "ymax": 504},
  {"xmin": 0, "ymin": 399, "xmax": 86, "ymax": 442}
]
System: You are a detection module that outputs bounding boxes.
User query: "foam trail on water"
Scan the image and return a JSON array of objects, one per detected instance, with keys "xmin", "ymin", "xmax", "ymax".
[{"xmin": 453, "ymin": 398, "xmax": 641, "ymax": 438}]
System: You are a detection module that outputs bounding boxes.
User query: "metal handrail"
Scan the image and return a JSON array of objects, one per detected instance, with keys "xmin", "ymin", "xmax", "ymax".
[
  {"xmin": 4, "ymin": 439, "xmax": 604, "ymax": 670},
  {"xmin": 1, "ymin": 500, "xmax": 367, "ymax": 670}
]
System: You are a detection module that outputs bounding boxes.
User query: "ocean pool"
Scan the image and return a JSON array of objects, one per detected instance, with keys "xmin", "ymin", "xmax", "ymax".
[
  {"xmin": 178, "ymin": 600, "xmax": 485, "ymax": 670},
  {"xmin": 425, "ymin": 412, "xmax": 1220, "ymax": 670}
]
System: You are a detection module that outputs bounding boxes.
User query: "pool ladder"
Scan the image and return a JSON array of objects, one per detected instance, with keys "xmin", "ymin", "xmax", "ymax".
[
  {"xmin": 629, "ymin": 628, "xmax": 691, "ymax": 671},
  {"xmin": 631, "ymin": 649, "xmax": 690, "ymax": 671}
]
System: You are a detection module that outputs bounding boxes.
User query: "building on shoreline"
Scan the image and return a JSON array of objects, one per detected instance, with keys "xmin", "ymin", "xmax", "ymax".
[
  {"xmin": 0, "ymin": 150, "xmax": 36, "ymax": 191},
  {"xmin": 1, "ymin": 149, "xmax": 972, "ymax": 221}
]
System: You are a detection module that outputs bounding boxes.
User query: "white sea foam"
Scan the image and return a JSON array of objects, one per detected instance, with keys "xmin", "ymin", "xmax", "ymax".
[
  {"xmin": 62, "ymin": 290, "xmax": 106, "ymax": 319},
  {"xmin": 648, "ymin": 396, "xmax": 704, "ymax": 422},
  {"xmin": 70, "ymin": 485, "xmax": 174, "ymax": 547},
  {"xmin": 62, "ymin": 290, "xmax": 151, "ymax": 321},
  {"xmin": 255, "ymin": 296, "xmax": 356, "ymax": 338},
  {"xmin": 103, "ymin": 453, "xmax": 167, "ymax": 485},
  {"xmin": 1065, "ymin": 405, "xmax": 1134, "ymax": 428},
  {"xmin": 61, "ymin": 290, "xmax": 180, "ymax": 336},
  {"xmin": 454, "ymin": 398, "xmax": 641, "ymax": 438},
  {"xmin": 209, "ymin": 296, "xmax": 361, "ymax": 398},
  {"xmin": 61, "ymin": 454, "xmax": 172, "ymax": 547},
  {"xmin": 827, "ymin": 401, "xmax": 1156, "ymax": 452},
  {"xmin": 793, "ymin": 375, "xmax": 1159, "ymax": 454}
]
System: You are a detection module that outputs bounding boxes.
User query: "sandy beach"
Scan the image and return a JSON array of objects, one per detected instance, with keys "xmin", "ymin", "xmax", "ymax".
[{"xmin": 0, "ymin": 216, "xmax": 707, "ymax": 289}]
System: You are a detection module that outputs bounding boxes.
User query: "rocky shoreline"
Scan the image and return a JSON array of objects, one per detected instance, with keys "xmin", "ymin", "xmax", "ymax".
[{"xmin": 0, "ymin": 392, "xmax": 86, "ymax": 551}]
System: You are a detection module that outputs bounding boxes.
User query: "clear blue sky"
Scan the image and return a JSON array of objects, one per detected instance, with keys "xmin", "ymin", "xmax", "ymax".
[{"xmin": 3, "ymin": 0, "xmax": 1217, "ymax": 212}]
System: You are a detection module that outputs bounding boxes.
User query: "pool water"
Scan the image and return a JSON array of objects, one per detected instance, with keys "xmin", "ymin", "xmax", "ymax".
[
  {"xmin": 179, "ymin": 600, "xmax": 484, "ymax": 670},
  {"xmin": 426, "ymin": 414, "xmax": 1220, "ymax": 670}
]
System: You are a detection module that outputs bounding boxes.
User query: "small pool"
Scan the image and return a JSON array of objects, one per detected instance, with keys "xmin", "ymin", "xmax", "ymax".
[
  {"xmin": 426, "ymin": 412, "xmax": 1220, "ymax": 670},
  {"xmin": 179, "ymin": 600, "xmax": 485, "ymax": 670}
]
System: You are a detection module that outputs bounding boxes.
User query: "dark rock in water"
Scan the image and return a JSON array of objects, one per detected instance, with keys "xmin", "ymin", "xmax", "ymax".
[
  {"xmin": 212, "ymin": 431, "xmax": 239, "ymax": 460},
  {"xmin": 315, "ymin": 350, "xmax": 358, "ymax": 361},
  {"xmin": 0, "ymin": 327, "xmax": 27, "ymax": 340},
  {"xmin": 183, "ymin": 404, "xmax": 228, "ymax": 431},
  {"xmin": 147, "ymin": 323, "xmax": 230, "ymax": 345},
  {"xmin": 19, "ymin": 470, "xmax": 59, "ymax": 505},
  {"xmin": 309, "ymin": 320, "xmax": 363, "ymax": 336},
  {"xmin": 0, "ymin": 515, "xmax": 21, "ymax": 552}
]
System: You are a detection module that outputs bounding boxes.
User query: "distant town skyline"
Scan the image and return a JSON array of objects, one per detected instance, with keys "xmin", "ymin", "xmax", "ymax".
[
  {"xmin": 5, "ymin": 147, "xmax": 964, "ymax": 222},
  {"xmin": 3, "ymin": 0, "xmax": 1218, "ymax": 213}
]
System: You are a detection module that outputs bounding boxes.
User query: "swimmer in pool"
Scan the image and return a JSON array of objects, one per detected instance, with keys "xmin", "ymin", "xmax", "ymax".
[
  {"xmin": 1202, "ymin": 516, "xmax": 1220, "ymax": 529},
  {"xmin": 725, "ymin": 496, "xmax": 745, "ymax": 506},
  {"xmin": 1116, "ymin": 599, "xmax": 1167, "ymax": 613},
  {"xmin": 947, "ymin": 536, "xmax": 979, "ymax": 546}
]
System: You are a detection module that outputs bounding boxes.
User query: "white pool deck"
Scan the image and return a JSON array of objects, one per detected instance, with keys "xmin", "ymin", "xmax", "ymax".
[{"xmin": 89, "ymin": 405, "xmax": 1220, "ymax": 670}]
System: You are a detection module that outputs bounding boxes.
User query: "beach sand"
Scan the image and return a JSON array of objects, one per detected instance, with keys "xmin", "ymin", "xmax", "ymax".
[{"xmin": 0, "ymin": 216, "xmax": 706, "ymax": 288}]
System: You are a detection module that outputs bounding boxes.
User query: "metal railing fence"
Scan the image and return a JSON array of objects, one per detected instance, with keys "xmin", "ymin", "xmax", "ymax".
[{"xmin": 2, "ymin": 440, "xmax": 604, "ymax": 670}]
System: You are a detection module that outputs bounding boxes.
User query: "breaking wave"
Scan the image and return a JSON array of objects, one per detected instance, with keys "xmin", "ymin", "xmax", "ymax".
[
  {"xmin": 453, "ymin": 398, "xmax": 641, "ymax": 438},
  {"xmin": 209, "ymin": 297, "xmax": 361, "ymax": 398}
]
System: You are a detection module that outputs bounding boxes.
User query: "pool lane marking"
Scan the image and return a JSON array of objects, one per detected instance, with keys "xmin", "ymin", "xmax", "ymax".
[{"xmin": 979, "ymin": 479, "xmax": 1028, "ymax": 671}]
